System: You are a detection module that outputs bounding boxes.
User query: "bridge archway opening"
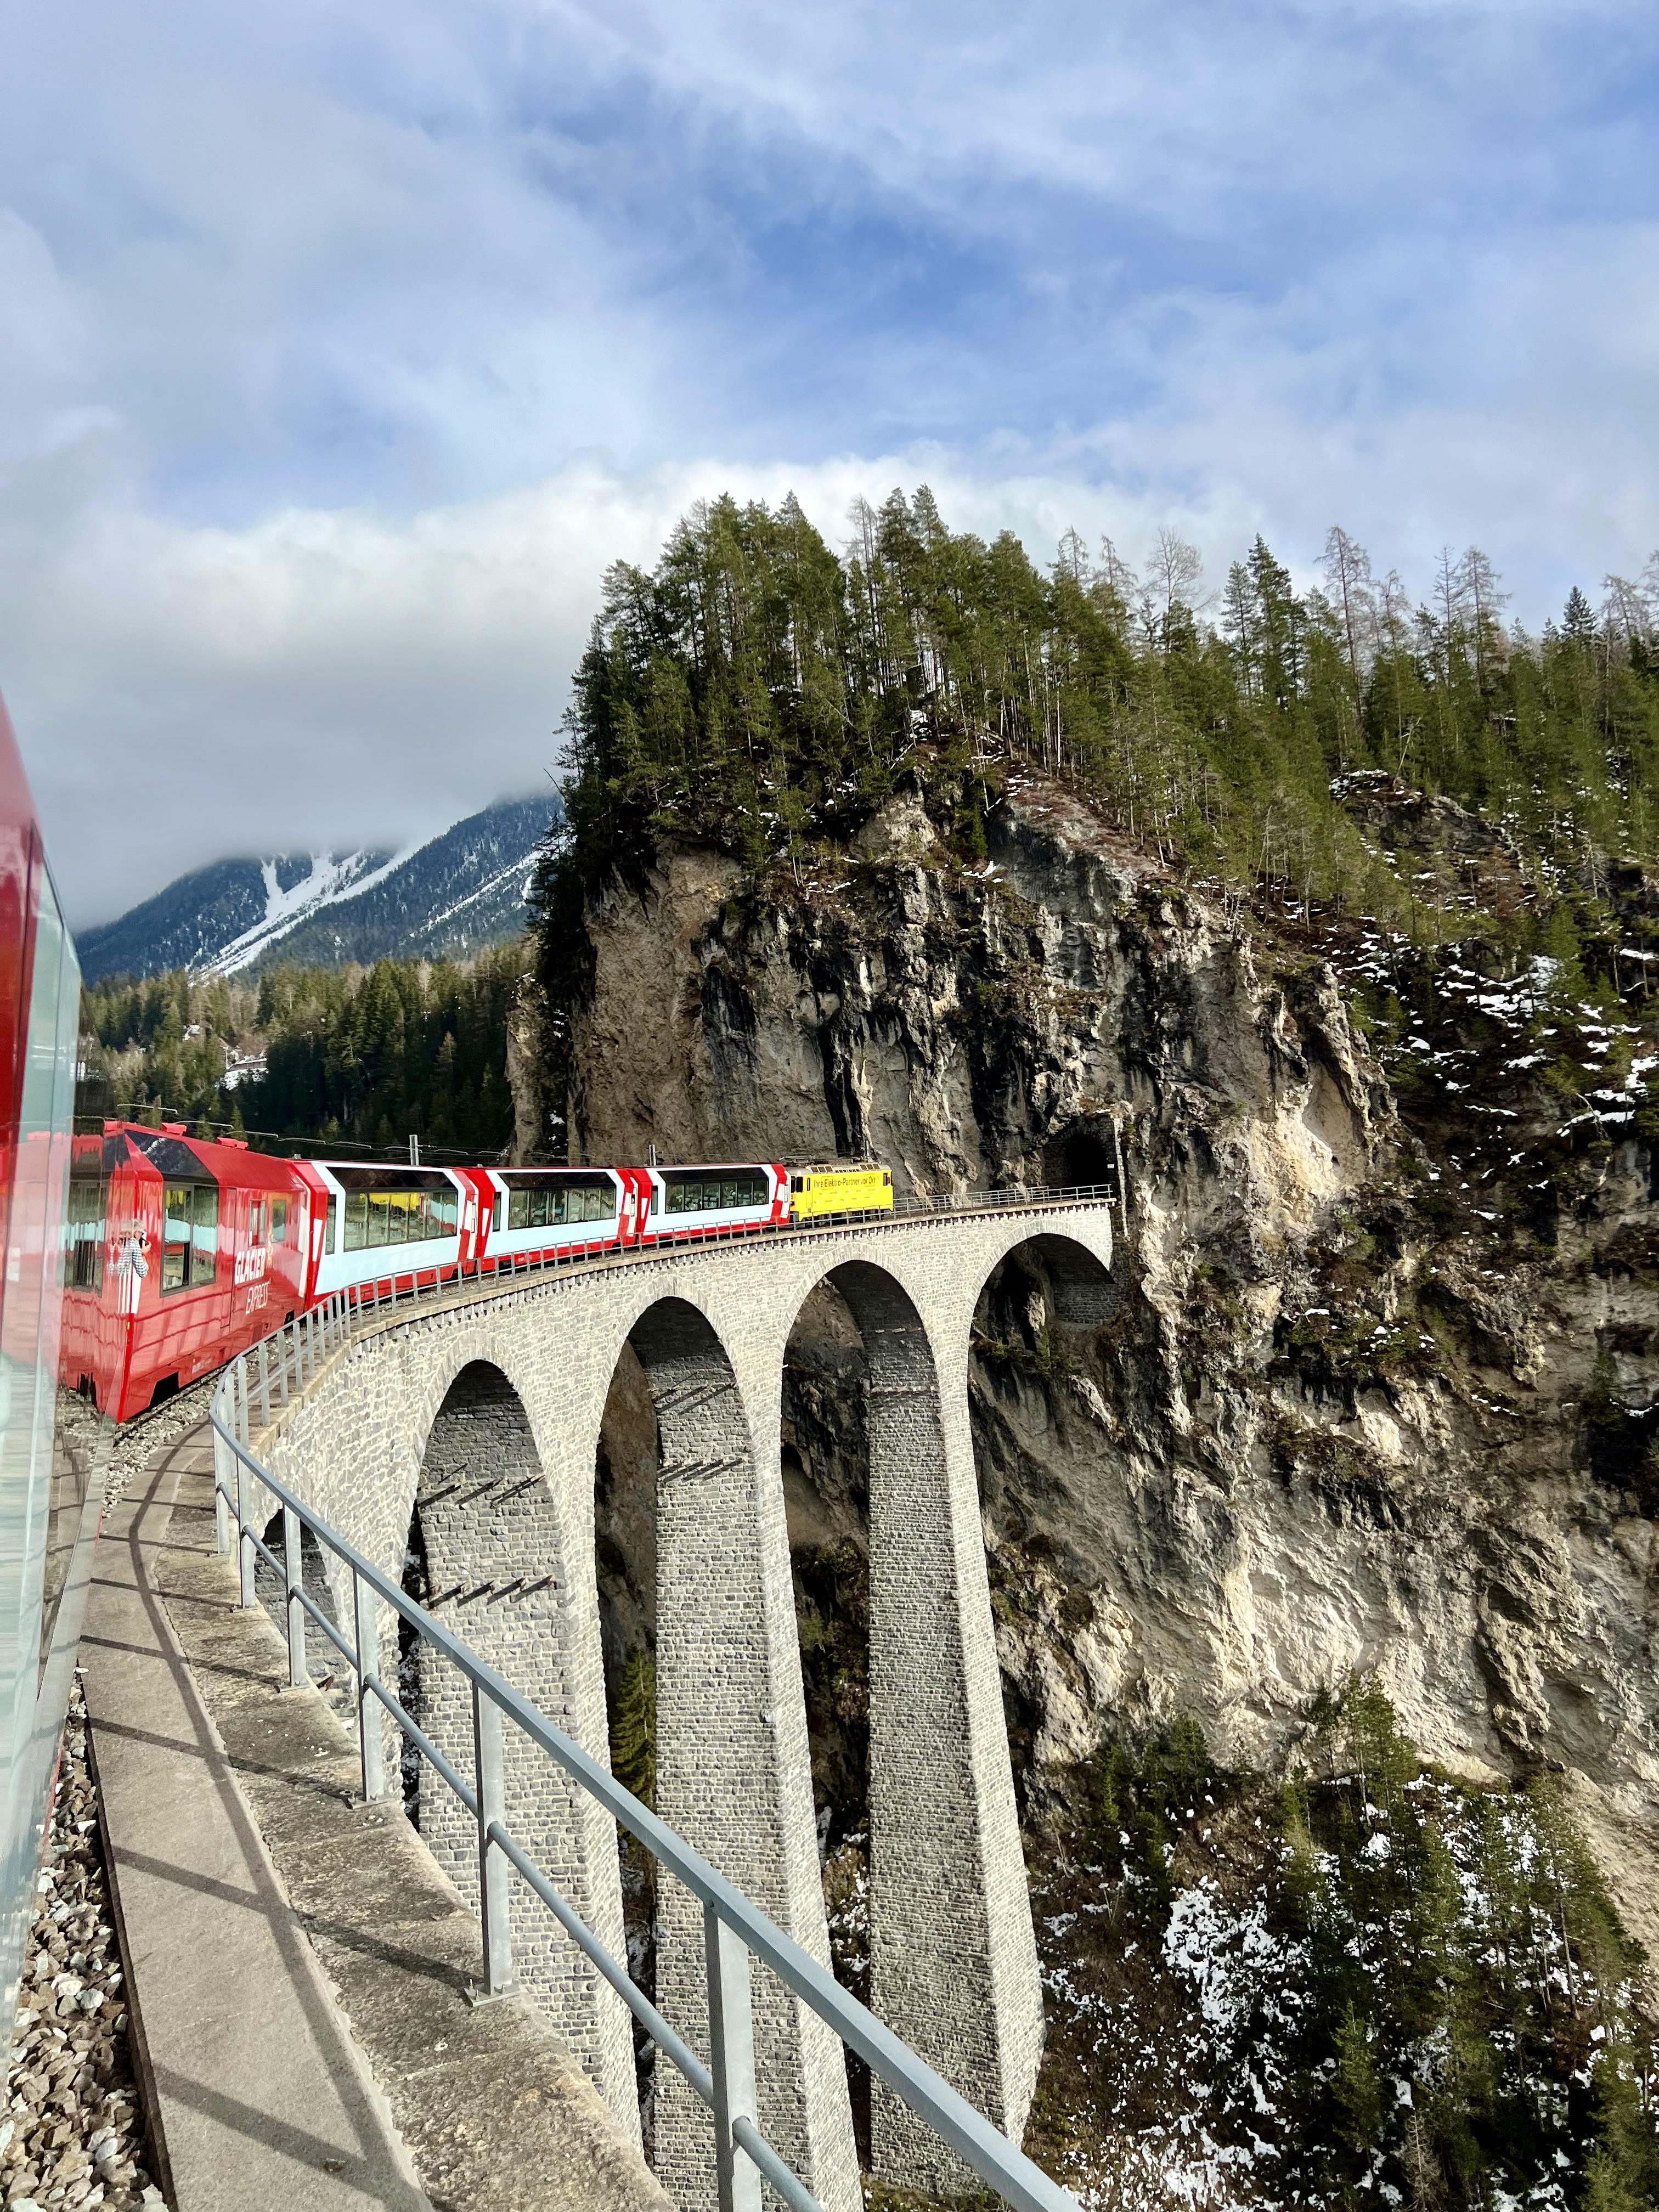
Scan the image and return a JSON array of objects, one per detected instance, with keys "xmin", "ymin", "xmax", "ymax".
[
  {"xmin": 782, "ymin": 1276, "xmax": 872, "ymax": 1867},
  {"xmin": 970, "ymin": 1232, "xmax": 1119, "ymax": 1815},
  {"xmin": 781, "ymin": 1272, "xmax": 873, "ymax": 2140},
  {"xmin": 592, "ymin": 1333, "xmax": 663, "ymax": 2113},
  {"xmin": 400, "ymin": 1359, "xmax": 566, "ymax": 1929}
]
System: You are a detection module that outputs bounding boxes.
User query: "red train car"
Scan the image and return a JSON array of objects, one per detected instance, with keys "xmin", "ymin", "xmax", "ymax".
[{"xmin": 63, "ymin": 1123, "xmax": 314, "ymax": 1421}]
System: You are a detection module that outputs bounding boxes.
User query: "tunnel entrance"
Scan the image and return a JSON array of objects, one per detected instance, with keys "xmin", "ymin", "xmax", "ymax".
[{"xmin": 1042, "ymin": 1120, "xmax": 1118, "ymax": 1193}]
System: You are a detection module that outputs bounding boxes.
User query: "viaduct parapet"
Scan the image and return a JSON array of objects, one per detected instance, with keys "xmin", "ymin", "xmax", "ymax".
[{"xmin": 258, "ymin": 1203, "xmax": 1114, "ymax": 2210}]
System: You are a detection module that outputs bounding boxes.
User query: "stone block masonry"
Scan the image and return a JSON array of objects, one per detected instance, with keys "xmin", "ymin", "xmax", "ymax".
[{"xmin": 258, "ymin": 1201, "xmax": 1113, "ymax": 2208}]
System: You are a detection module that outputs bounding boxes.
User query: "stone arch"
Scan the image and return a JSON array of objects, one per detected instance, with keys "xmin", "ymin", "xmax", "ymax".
[
  {"xmin": 778, "ymin": 1257, "xmax": 1045, "ymax": 2193},
  {"xmin": 610, "ymin": 1294, "xmax": 860, "ymax": 2212},
  {"xmin": 975, "ymin": 1226, "xmax": 1120, "ymax": 1336}
]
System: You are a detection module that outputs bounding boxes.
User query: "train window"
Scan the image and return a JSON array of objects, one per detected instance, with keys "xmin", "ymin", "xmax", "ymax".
[
  {"xmin": 661, "ymin": 1171, "xmax": 767, "ymax": 1216},
  {"xmin": 500, "ymin": 1180, "xmax": 614, "ymax": 1233},
  {"xmin": 67, "ymin": 1175, "xmax": 104, "ymax": 1290},
  {"xmin": 328, "ymin": 1195, "xmax": 340, "ymax": 1253},
  {"xmin": 249, "ymin": 1197, "xmax": 266, "ymax": 1245},
  {"xmin": 339, "ymin": 1181, "xmax": 457, "ymax": 1250},
  {"xmin": 191, "ymin": 1186, "xmax": 218, "ymax": 1284},
  {"xmin": 162, "ymin": 1184, "xmax": 190, "ymax": 1291},
  {"xmin": 271, "ymin": 1197, "xmax": 289, "ymax": 1244},
  {"xmin": 492, "ymin": 1192, "xmax": 503, "ymax": 1233}
]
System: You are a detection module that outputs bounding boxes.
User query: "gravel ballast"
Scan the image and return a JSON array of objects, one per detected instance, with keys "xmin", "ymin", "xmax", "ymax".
[{"xmin": 3, "ymin": 1680, "xmax": 167, "ymax": 2211}]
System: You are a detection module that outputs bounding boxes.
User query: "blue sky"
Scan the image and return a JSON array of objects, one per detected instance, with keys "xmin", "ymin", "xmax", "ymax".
[{"xmin": 4, "ymin": 0, "xmax": 1659, "ymax": 924}]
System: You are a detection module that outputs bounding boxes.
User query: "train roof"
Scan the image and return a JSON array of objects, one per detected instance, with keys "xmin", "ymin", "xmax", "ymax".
[{"xmin": 96, "ymin": 1121, "xmax": 309, "ymax": 1190}]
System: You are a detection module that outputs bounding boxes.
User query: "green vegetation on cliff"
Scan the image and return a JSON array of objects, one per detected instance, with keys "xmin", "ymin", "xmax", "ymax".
[
  {"xmin": 1029, "ymin": 1683, "xmax": 1658, "ymax": 2212},
  {"xmin": 546, "ymin": 490, "xmax": 1659, "ymax": 928}
]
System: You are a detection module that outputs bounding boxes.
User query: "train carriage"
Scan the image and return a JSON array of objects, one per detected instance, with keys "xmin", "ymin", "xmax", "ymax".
[
  {"xmin": 300, "ymin": 1160, "xmax": 478, "ymax": 1301},
  {"xmin": 63, "ymin": 1124, "xmax": 313, "ymax": 1420},
  {"xmin": 640, "ymin": 1162, "xmax": 789, "ymax": 1244},
  {"xmin": 471, "ymin": 1165, "xmax": 648, "ymax": 1268}
]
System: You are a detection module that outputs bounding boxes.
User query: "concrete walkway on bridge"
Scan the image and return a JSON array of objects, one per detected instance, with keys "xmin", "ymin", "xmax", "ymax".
[{"xmin": 81, "ymin": 1417, "xmax": 672, "ymax": 2212}]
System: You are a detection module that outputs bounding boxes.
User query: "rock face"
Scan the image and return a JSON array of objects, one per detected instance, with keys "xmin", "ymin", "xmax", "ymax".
[{"xmin": 562, "ymin": 772, "xmax": 1659, "ymax": 1967}]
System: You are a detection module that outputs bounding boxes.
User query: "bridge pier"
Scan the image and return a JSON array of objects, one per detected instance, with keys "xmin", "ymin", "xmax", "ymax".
[
  {"xmin": 633, "ymin": 1301, "xmax": 860, "ymax": 2212},
  {"xmin": 833, "ymin": 1263, "xmax": 1045, "ymax": 2193}
]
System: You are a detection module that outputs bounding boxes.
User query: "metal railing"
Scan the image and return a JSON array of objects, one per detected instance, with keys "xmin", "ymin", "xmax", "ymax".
[{"xmin": 208, "ymin": 1302, "xmax": 1079, "ymax": 2212}]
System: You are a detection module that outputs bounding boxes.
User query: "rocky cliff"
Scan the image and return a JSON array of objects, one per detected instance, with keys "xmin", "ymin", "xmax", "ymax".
[{"xmin": 563, "ymin": 768, "xmax": 1659, "ymax": 1985}]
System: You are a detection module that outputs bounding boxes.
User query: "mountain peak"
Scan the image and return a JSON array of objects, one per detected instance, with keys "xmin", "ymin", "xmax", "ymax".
[{"xmin": 77, "ymin": 796, "xmax": 554, "ymax": 983}]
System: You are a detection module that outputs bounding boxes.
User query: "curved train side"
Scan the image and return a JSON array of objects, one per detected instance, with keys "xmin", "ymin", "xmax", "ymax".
[{"xmin": 64, "ymin": 1128, "xmax": 896, "ymax": 1422}]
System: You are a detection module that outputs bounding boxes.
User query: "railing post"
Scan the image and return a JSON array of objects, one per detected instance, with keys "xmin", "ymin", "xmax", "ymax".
[
  {"xmin": 236, "ymin": 1445, "xmax": 256, "ymax": 1609},
  {"xmin": 258, "ymin": 1338, "xmax": 272, "ymax": 1427},
  {"xmin": 705, "ymin": 1905, "xmax": 761, "ymax": 2212},
  {"xmin": 472, "ymin": 1684, "xmax": 514, "ymax": 1997},
  {"xmin": 212, "ymin": 1416, "xmax": 231, "ymax": 1556},
  {"xmin": 353, "ymin": 1571, "xmax": 383, "ymax": 1802},
  {"xmin": 283, "ymin": 1503, "xmax": 308, "ymax": 1689}
]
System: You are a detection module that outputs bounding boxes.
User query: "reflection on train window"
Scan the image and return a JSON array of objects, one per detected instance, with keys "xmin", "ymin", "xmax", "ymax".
[
  {"xmin": 162, "ymin": 1183, "xmax": 218, "ymax": 1290},
  {"xmin": 505, "ymin": 1183, "xmax": 613, "ymax": 1232},
  {"xmin": 341, "ymin": 1184, "xmax": 458, "ymax": 1251},
  {"xmin": 270, "ymin": 1197, "xmax": 289, "ymax": 1244},
  {"xmin": 67, "ymin": 1176, "xmax": 104, "ymax": 1289}
]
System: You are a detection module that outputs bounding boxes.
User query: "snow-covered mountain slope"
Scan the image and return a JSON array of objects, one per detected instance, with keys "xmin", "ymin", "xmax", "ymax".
[
  {"xmin": 76, "ymin": 796, "xmax": 554, "ymax": 983},
  {"xmin": 76, "ymin": 848, "xmax": 397, "ymax": 983}
]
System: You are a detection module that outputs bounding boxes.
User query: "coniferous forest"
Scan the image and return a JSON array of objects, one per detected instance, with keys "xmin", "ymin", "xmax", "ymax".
[
  {"xmin": 547, "ymin": 488, "xmax": 1659, "ymax": 933},
  {"xmin": 78, "ymin": 946, "xmax": 523, "ymax": 1158}
]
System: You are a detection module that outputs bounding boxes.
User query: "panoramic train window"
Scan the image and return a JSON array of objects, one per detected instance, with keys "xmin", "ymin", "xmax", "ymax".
[
  {"xmin": 504, "ymin": 1182, "xmax": 613, "ymax": 1232},
  {"xmin": 341, "ymin": 1181, "xmax": 458, "ymax": 1251},
  {"xmin": 660, "ymin": 1170, "xmax": 769, "ymax": 1216},
  {"xmin": 162, "ymin": 1183, "xmax": 218, "ymax": 1291}
]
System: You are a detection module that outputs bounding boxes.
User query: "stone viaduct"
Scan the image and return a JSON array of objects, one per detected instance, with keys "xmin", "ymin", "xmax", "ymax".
[{"xmin": 257, "ymin": 1201, "xmax": 1115, "ymax": 2212}]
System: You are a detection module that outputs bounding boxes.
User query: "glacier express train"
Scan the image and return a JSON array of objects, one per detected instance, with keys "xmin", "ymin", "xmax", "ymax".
[{"xmin": 61, "ymin": 1132, "xmax": 896, "ymax": 1422}]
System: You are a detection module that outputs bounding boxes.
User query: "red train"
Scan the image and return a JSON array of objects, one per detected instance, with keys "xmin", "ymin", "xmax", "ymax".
[{"xmin": 63, "ymin": 1127, "xmax": 800, "ymax": 1421}]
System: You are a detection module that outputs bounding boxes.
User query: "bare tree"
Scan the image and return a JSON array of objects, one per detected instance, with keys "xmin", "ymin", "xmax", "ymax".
[
  {"xmin": 1605, "ymin": 568, "xmax": 1657, "ymax": 646},
  {"xmin": 1454, "ymin": 546, "xmax": 1509, "ymax": 689},
  {"xmin": 1056, "ymin": 527, "xmax": 1090, "ymax": 584},
  {"xmin": 1147, "ymin": 526, "xmax": 1204, "ymax": 625},
  {"xmin": 1321, "ymin": 525, "xmax": 1376, "ymax": 695}
]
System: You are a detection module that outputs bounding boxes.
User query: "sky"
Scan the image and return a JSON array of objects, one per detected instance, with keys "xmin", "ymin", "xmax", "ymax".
[{"xmin": 5, "ymin": 1, "xmax": 1659, "ymax": 929}]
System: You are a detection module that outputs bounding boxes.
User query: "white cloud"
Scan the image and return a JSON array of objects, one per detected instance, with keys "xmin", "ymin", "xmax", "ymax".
[{"xmin": 4, "ymin": 0, "xmax": 1659, "ymax": 931}]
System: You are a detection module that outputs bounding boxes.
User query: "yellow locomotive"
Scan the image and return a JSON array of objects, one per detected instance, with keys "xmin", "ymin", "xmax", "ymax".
[{"xmin": 788, "ymin": 1164, "xmax": 894, "ymax": 1222}]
